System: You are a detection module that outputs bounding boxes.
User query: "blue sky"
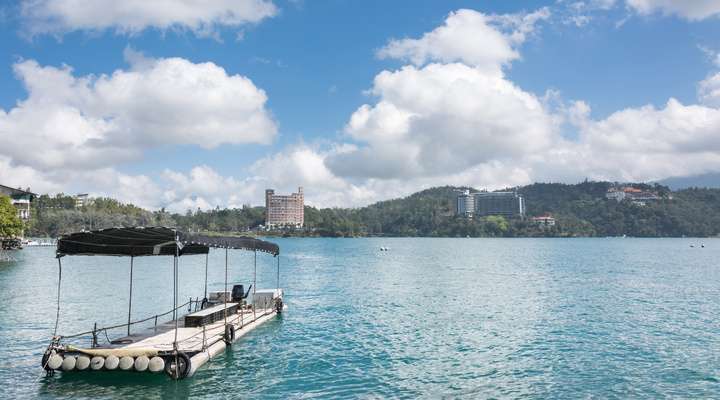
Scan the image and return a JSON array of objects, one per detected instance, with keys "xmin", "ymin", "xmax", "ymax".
[{"xmin": 1, "ymin": 0, "xmax": 720, "ymax": 210}]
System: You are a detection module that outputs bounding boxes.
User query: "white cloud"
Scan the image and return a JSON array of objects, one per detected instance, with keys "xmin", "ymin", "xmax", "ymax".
[
  {"xmin": 6, "ymin": 6, "xmax": 720, "ymax": 212},
  {"xmin": 323, "ymin": 6, "xmax": 720, "ymax": 202},
  {"xmin": 329, "ymin": 63, "xmax": 556, "ymax": 179},
  {"xmin": 332, "ymin": 9, "xmax": 556, "ymax": 182},
  {"xmin": 626, "ymin": 0, "xmax": 720, "ymax": 20},
  {"xmin": 699, "ymin": 72, "xmax": 720, "ymax": 107},
  {"xmin": 551, "ymin": 99, "xmax": 720, "ymax": 182},
  {"xmin": 0, "ymin": 50, "xmax": 277, "ymax": 172},
  {"xmin": 377, "ymin": 8, "xmax": 550, "ymax": 75},
  {"xmin": 21, "ymin": 0, "xmax": 277, "ymax": 37},
  {"xmin": 0, "ymin": 156, "xmax": 61, "ymax": 194}
]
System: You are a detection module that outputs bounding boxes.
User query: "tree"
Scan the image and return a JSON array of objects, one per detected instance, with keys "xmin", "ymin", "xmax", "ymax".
[
  {"xmin": 0, "ymin": 195, "xmax": 23, "ymax": 261},
  {"xmin": 0, "ymin": 195, "xmax": 23, "ymax": 238},
  {"xmin": 484, "ymin": 215, "xmax": 509, "ymax": 236}
]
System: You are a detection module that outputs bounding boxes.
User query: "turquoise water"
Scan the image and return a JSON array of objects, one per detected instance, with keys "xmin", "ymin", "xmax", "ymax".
[{"xmin": 1, "ymin": 238, "xmax": 719, "ymax": 399}]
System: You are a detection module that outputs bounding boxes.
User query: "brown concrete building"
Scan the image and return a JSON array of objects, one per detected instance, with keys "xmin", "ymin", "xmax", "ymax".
[{"xmin": 265, "ymin": 187, "xmax": 304, "ymax": 228}]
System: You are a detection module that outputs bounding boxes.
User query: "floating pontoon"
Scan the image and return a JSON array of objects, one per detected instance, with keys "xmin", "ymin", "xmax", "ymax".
[{"xmin": 41, "ymin": 227, "xmax": 285, "ymax": 379}]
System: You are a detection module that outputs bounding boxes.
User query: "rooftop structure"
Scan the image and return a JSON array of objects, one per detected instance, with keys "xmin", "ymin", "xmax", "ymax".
[
  {"xmin": 265, "ymin": 187, "xmax": 304, "ymax": 228},
  {"xmin": 531, "ymin": 214, "xmax": 556, "ymax": 227},
  {"xmin": 606, "ymin": 186, "xmax": 661, "ymax": 206},
  {"xmin": 0, "ymin": 184, "xmax": 36, "ymax": 221}
]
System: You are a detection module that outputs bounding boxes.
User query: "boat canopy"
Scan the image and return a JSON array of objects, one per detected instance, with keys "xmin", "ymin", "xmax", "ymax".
[{"xmin": 56, "ymin": 227, "xmax": 280, "ymax": 258}]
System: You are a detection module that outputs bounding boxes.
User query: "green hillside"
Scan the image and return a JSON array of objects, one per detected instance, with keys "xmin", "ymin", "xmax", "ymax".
[{"xmin": 24, "ymin": 182, "xmax": 720, "ymax": 238}]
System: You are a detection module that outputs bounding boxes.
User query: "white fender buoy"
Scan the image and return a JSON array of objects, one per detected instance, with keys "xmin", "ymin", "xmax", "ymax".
[
  {"xmin": 47, "ymin": 354, "xmax": 63, "ymax": 370},
  {"xmin": 61, "ymin": 356, "xmax": 76, "ymax": 371},
  {"xmin": 134, "ymin": 355, "xmax": 149, "ymax": 372},
  {"xmin": 119, "ymin": 356, "xmax": 134, "ymax": 370},
  {"xmin": 148, "ymin": 356, "xmax": 164, "ymax": 373},
  {"xmin": 76, "ymin": 356, "xmax": 90, "ymax": 370},
  {"xmin": 105, "ymin": 355, "xmax": 119, "ymax": 370},
  {"xmin": 90, "ymin": 356, "xmax": 104, "ymax": 370}
]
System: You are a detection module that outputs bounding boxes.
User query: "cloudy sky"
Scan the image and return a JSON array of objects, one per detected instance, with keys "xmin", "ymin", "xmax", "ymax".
[{"xmin": 1, "ymin": 0, "xmax": 720, "ymax": 211}]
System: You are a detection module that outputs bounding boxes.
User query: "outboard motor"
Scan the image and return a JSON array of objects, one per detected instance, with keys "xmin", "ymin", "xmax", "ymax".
[
  {"xmin": 231, "ymin": 284, "xmax": 252, "ymax": 302},
  {"xmin": 231, "ymin": 285, "xmax": 245, "ymax": 302}
]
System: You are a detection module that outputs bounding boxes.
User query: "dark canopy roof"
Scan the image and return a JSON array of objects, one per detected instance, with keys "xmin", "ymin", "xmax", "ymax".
[{"xmin": 56, "ymin": 227, "xmax": 279, "ymax": 258}]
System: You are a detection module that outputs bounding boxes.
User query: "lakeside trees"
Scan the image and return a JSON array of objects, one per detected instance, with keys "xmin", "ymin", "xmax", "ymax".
[
  {"xmin": 0, "ymin": 195, "xmax": 24, "ymax": 259},
  {"xmin": 23, "ymin": 183, "xmax": 720, "ymax": 238},
  {"xmin": 0, "ymin": 195, "xmax": 23, "ymax": 238}
]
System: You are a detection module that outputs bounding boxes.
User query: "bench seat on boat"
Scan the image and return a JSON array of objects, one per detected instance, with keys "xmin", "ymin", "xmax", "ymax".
[{"xmin": 184, "ymin": 303, "xmax": 239, "ymax": 328}]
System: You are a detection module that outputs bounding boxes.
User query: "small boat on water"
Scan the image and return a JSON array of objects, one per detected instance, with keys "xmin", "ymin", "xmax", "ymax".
[
  {"xmin": 41, "ymin": 227, "xmax": 285, "ymax": 379},
  {"xmin": 23, "ymin": 238, "xmax": 56, "ymax": 247}
]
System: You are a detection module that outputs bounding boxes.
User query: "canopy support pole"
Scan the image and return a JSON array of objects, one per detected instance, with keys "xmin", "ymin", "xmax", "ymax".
[
  {"xmin": 276, "ymin": 255, "xmax": 280, "ymax": 289},
  {"xmin": 53, "ymin": 258, "xmax": 62, "ymax": 337},
  {"xmin": 127, "ymin": 256, "xmax": 134, "ymax": 336},
  {"xmin": 173, "ymin": 236, "xmax": 179, "ymax": 350},
  {"xmin": 253, "ymin": 248, "xmax": 257, "ymax": 320},
  {"xmin": 204, "ymin": 252, "xmax": 209, "ymax": 300},
  {"xmin": 224, "ymin": 247, "xmax": 228, "ymax": 326}
]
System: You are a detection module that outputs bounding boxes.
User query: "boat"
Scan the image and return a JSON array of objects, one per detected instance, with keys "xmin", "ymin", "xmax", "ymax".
[{"xmin": 40, "ymin": 226, "xmax": 285, "ymax": 379}]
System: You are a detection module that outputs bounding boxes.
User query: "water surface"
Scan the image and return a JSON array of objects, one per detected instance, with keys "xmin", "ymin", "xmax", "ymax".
[{"xmin": 1, "ymin": 238, "xmax": 719, "ymax": 398}]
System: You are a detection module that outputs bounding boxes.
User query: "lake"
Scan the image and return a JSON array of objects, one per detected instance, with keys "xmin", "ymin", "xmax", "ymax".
[{"xmin": 1, "ymin": 238, "xmax": 719, "ymax": 399}]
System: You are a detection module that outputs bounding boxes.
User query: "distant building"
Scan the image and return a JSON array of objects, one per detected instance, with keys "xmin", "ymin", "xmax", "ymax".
[
  {"xmin": 531, "ymin": 214, "xmax": 556, "ymax": 227},
  {"xmin": 456, "ymin": 190, "xmax": 475, "ymax": 217},
  {"xmin": 457, "ymin": 190, "xmax": 525, "ymax": 218},
  {"xmin": 606, "ymin": 186, "xmax": 660, "ymax": 206},
  {"xmin": 0, "ymin": 184, "xmax": 36, "ymax": 221},
  {"xmin": 605, "ymin": 189, "xmax": 626, "ymax": 202},
  {"xmin": 474, "ymin": 191, "xmax": 525, "ymax": 217},
  {"xmin": 74, "ymin": 193, "xmax": 90, "ymax": 208},
  {"xmin": 265, "ymin": 187, "xmax": 304, "ymax": 228}
]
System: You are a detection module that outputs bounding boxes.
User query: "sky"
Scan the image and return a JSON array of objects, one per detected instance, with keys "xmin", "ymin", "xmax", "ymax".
[{"xmin": 1, "ymin": 0, "xmax": 720, "ymax": 211}]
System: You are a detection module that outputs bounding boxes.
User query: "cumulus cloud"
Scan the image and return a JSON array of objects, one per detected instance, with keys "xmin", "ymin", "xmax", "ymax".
[
  {"xmin": 330, "ymin": 9, "xmax": 556, "ymax": 182},
  {"xmin": 551, "ymin": 99, "xmax": 720, "ymax": 182},
  {"xmin": 21, "ymin": 0, "xmax": 277, "ymax": 37},
  {"xmin": 377, "ymin": 8, "xmax": 550, "ymax": 75},
  {"xmin": 323, "ymin": 5, "xmax": 720, "ymax": 202},
  {"xmin": 699, "ymin": 72, "xmax": 720, "ymax": 107},
  {"xmin": 7, "ymin": 6, "xmax": 720, "ymax": 211},
  {"xmin": 328, "ymin": 63, "xmax": 556, "ymax": 179},
  {"xmin": 0, "ymin": 49, "xmax": 276, "ymax": 172},
  {"xmin": 626, "ymin": 0, "xmax": 720, "ymax": 20},
  {"xmin": 0, "ymin": 49, "xmax": 280, "ymax": 211}
]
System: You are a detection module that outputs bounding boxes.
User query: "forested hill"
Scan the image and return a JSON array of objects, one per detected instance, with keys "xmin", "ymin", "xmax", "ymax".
[{"xmin": 24, "ymin": 182, "xmax": 720, "ymax": 238}]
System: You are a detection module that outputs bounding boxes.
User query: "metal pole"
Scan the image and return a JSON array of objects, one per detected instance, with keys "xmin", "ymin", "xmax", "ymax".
[
  {"xmin": 276, "ymin": 255, "xmax": 280, "ymax": 289},
  {"xmin": 224, "ymin": 247, "xmax": 228, "ymax": 326},
  {"xmin": 253, "ymin": 248, "xmax": 257, "ymax": 320},
  {"xmin": 173, "ymin": 236, "xmax": 179, "ymax": 349},
  {"xmin": 53, "ymin": 258, "xmax": 62, "ymax": 337},
  {"xmin": 127, "ymin": 256, "xmax": 134, "ymax": 336},
  {"xmin": 204, "ymin": 252, "xmax": 209, "ymax": 299},
  {"xmin": 172, "ymin": 256, "xmax": 176, "ymax": 321}
]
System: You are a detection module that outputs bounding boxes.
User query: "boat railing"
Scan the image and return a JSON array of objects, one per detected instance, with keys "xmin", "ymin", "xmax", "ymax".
[
  {"xmin": 58, "ymin": 298, "xmax": 201, "ymax": 345},
  {"xmin": 56, "ymin": 296, "xmax": 278, "ymax": 349}
]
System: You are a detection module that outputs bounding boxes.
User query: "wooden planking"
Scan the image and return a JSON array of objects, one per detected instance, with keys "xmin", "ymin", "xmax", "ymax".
[{"xmin": 111, "ymin": 308, "xmax": 277, "ymax": 353}]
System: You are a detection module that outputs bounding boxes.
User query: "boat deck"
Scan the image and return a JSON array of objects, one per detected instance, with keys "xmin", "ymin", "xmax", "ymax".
[{"xmin": 100, "ymin": 306, "xmax": 277, "ymax": 354}]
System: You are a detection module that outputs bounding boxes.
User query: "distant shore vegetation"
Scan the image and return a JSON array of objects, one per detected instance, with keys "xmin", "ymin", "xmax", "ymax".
[{"xmin": 21, "ymin": 182, "xmax": 720, "ymax": 238}]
